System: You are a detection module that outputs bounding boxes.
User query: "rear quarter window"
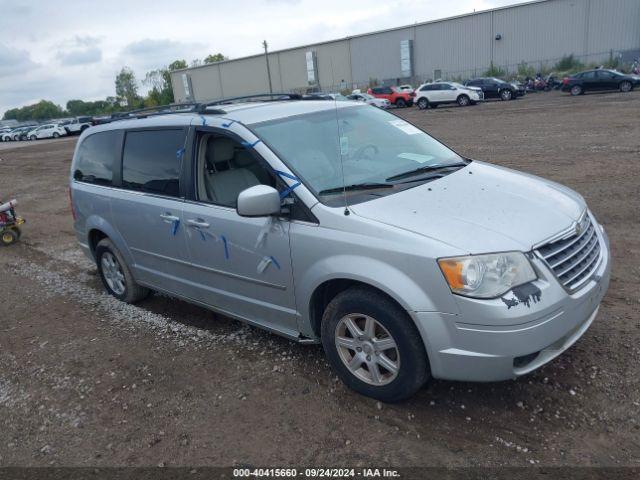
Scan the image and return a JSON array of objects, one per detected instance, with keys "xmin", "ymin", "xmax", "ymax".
[
  {"xmin": 122, "ymin": 129, "xmax": 185, "ymax": 198},
  {"xmin": 73, "ymin": 131, "xmax": 119, "ymax": 186}
]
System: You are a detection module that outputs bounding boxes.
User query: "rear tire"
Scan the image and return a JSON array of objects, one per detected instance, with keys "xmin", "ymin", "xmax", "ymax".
[
  {"xmin": 500, "ymin": 89, "xmax": 513, "ymax": 101},
  {"xmin": 1, "ymin": 229, "xmax": 18, "ymax": 246},
  {"xmin": 620, "ymin": 81, "xmax": 632, "ymax": 92},
  {"xmin": 417, "ymin": 97, "xmax": 429, "ymax": 110},
  {"xmin": 570, "ymin": 85, "xmax": 583, "ymax": 96},
  {"xmin": 321, "ymin": 287, "xmax": 430, "ymax": 403},
  {"xmin": 29, "ymin": 135, "xmax": 36, "ymax": 141},
  {"xmin": 52, "ymin": 132, "xmax": 59, "ymax": 138},
  {"xmin": 395, "ymin": 98, "xmax": 406, "ymax": 108},
  {"xmin": 95, "ymin": 238, "xmax": 149, "ymax": 303}
]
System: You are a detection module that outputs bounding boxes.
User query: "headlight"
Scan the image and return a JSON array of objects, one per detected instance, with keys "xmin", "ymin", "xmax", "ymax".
[{"xmin": 438, "ymin": 252, "xmax": 536, "ymax": 298}]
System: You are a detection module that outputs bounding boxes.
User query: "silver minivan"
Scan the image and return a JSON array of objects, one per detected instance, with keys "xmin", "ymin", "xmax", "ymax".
[{"xmin": 70, "ymin": 98, "xmax": 611, "ymax": 402}]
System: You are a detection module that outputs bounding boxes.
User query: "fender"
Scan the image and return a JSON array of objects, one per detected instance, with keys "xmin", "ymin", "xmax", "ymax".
[
  {"xmin": 84, "ymin": 214, "xmax": 135, "ymax": 268},
  {"xmin": 295, "ymin": 254, "xmax": 460, "ymax": 337}
]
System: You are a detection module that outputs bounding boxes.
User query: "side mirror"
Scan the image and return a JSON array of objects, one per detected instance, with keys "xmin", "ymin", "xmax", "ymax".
[{"xmin": 236, "ymin": 185, "xmax": 282, "ymax": 217}]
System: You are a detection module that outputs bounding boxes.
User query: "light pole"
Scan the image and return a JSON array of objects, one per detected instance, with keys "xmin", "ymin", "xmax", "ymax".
[{"xmin": 263, "ymin": 40, "xmax": 273, "ymax": 94}]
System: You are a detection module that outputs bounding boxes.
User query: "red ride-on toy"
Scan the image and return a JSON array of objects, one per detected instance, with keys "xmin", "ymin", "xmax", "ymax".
[{"xmin": 0, "ymin": 199, "xmax": 25, "ymax": 246}]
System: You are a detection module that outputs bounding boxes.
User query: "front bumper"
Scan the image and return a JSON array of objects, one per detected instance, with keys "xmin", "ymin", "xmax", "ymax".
[{"xmin": 412, "ymin": 228, "xmax": 611, "ymax": 382}]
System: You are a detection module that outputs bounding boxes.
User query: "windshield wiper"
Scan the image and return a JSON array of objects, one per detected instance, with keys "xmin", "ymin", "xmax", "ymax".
[
  {"xmin": 319, "ymin": 182, "xmax": 393, "ymax": 195},
  {"xmin": 386, "ymin": 162, "xmax": 468, "ymax": 182}
]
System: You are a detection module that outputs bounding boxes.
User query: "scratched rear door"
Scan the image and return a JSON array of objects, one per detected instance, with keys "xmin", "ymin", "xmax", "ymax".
[{"xmin": 111, "ymin": 127, "xmax": 193, "ymax": 297}]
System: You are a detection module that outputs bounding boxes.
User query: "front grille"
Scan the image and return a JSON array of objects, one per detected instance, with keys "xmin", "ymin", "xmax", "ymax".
[{"xmin": 536, "ymin": 214, "xmax": 602, "ymax": 292}]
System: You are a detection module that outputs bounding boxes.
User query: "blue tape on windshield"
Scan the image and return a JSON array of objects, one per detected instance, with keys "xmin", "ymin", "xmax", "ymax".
[
  {"xmin": 221, "ymin": 235, "xmax": 229, "ymax": 259},
  {"xmin": 200, "ymin": 116, "xmax": 207, "ymax": 126},
  {"xmin": 241, "ymin": 139, "xmax": 261, "ymax": 148},
  {"xmin": 221, "ymin": 119, "xmax": 237, "ymax": 128},
  {"xmin": 171, "ymin": 219, "xmax": 180, "ymax": 236},
  {"xmin": 176, "ymin": 147, "xmax": 185, "ymax": 159},
  {"xmin": 273, "ymin": 169, "xmax": 302, "ymax": 199}
]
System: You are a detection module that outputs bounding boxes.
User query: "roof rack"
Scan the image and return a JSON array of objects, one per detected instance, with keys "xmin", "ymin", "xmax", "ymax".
[
  {"xmin": 202, "ymin": 93, "xmax": 303, "ymax": 107},
  {"xmin": 107, "ymin": 102, "xmax": 227, "ymax": 122}
]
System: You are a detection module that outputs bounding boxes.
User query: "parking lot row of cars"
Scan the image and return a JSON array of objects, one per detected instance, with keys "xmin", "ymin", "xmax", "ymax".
[
  {"xmin": 327, "ymin": 68, "xmax": 639, "ymax": 111},
  {"xmin": 0, "ymin": 116, "xmax": 93, "ymax": 142}
]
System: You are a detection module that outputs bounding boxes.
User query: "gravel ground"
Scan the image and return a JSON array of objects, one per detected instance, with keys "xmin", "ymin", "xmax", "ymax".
[{"xmin": 0, "ymin": 91, "xmax": 639, "ymax": 468}]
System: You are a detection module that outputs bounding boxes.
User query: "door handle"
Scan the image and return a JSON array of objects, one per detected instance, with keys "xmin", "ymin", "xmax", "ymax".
[
  {"xmin": 186, "ymin": 219, "xmax": 210, "ymax": 229},
  {"xmin": 160, "ymin": 213, "xmax": 180, "ymax": 223}
]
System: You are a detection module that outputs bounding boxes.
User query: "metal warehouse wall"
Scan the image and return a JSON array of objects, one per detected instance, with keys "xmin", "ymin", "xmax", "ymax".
[{"xmin": 171, "ymin": 0, "xmax": 640, "ymax": 102}]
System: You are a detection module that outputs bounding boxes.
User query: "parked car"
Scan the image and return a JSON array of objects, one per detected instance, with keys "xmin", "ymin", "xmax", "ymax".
[
  {"xmin": 0, "ymin": 128, "xmax": 13, "ymax": 141},
  {"xmin": 510, "ymin": 81, "xmax": 527, "ymax": 96},
  {"xmin": 302, "ymin": 93, "xmax": 349, "ymax": 101},
  {"xmin": 397, "ymin": 84, "xmax": 414, "ymax": 94},
  {"xmin": 347, "ymin": 92, "xmax": 391, "ymax": 108},
  {"xmin": 562, "ymin": 69, "xmax": 638, "ymax": 96},
  {"xmin": 71, "ymin": 98, "xmax": 610, "ymax": 402},
  {"xmin": 27, "ymin": 124, "xmax": 67, "ymax": 140},
  {"xmin": 465, "ymin": 77, "xmax": 518, "ymax": 100},
  {"xmin": 367, "ymin": 86, "xmax": 414, "ymax": 107},
  {"xmin": 5, "ymin": 126, "xmax": 32, "ymax": 141},
  {"xmin": 62, "ymin": 116, "xmax": 94, "ymax": 135},
  {"xmin": 414, "ymin": 82, "xmax": 483, "ymax": 109}
]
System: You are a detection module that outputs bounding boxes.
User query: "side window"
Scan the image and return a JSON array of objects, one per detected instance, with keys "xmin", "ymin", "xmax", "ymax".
[
  {"xmin": 382, "ymin": 87, "xmax": 393, "ymax": 94},
  {"xmin": 582, "ymin": 71, "xmax": 596, "ymax": 79},
  {"xmin": 73, "ymin": 130, "xmax": 119, "ymax": 186},
  {"xmin": 371, "ymin": 87, "xmax": 382, "ymax": 94},
  {"xmin": 197, "ymin": 134, "xmax": 276, "ymax": 208},
  {"xmin": 122, "ymin": 129, "xmax": 185, "ymax": 197}
]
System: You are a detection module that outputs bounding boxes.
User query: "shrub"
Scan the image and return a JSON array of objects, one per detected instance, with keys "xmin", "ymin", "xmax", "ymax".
[
  {"xmin": 517, "ymin": 61, "xmax": 535, "ymax": 79},
  {"xmin": 483, "ymin": 61, "xmax": 506, "ymax": 78},
  {"xmin": 554, "ymin": 54, "xmax": 583, "ymax": 72}
]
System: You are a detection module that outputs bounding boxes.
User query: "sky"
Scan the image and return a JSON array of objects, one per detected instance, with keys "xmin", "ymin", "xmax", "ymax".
[{"xmin": 0, "ymin": 0, "xmax": 523, "ymax": 116}]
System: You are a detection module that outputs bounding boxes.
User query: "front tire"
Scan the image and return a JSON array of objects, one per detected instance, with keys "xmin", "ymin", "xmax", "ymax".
[
  {"xmin": 321, "ymin": 287, "xmax": 430, "ymax": 402},
  {"xmin": 395, "ymin": 98, "xmax": 406, "ymax": 108},
  {"xmin": 29, "ymin": 135, "xmax": 36, "ymax": 141},
  {"xmin": 95, "ymin": 238, "xmax": 149, "ymax": 303},
  {"xmin": 457, "ymin": 94, "xmax": 470, "ymax": 106},
  {"xmin": 620, "ymin": 81, "xmax": 632, "ymax": 92},
  {"xmin": 417, "ymin": 97, "xmax": 429, "ymax": 110},
  {"xmin": 52, "ymin": 132, "xmax": 59, "ymax": 138}
]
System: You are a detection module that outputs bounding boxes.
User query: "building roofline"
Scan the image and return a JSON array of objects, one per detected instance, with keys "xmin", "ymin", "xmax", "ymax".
[{"xmin": 170, "ymin": 0, "xmax": 554, "ymax": 75}]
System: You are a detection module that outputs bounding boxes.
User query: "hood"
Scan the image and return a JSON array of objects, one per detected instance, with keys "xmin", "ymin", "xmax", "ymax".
[
  {"xmin": 466, "ymin": 86, "xmax": 482, "ymax": 92},
  {"xmin": 350, "ymin": 161, "xmax": 585, "ymax": 253}
]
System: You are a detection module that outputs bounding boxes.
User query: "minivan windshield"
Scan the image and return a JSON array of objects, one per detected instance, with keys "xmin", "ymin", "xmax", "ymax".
[{"xmin": 250, "ymin": 105, "xmax": 466, "ymax": 206}]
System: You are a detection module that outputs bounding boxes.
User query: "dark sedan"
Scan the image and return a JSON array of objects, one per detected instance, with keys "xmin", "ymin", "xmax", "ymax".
[
  {"xmin": 464, "ymin": 77, "xmax": 518, "ymax": 101},
  {"xmin": 562, "ymin": 69, "xmax": 638, "ymax": 96}
]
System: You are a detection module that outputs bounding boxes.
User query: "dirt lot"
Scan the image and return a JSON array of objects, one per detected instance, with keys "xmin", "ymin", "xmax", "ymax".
[{"xmin": 1, "ymin": 91, "xmax": 639, "ymax": 469}]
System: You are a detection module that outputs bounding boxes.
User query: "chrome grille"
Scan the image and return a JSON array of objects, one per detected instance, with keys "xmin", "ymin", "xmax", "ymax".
[{"xmin": 536, "ymin": 214, "xmax": 602, "ymax": 291}]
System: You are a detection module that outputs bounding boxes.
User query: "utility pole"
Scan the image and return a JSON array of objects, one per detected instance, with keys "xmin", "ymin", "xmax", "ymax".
[{"xmin": 263, "ymin": 40, "xmax": 273, "ymax": 94}]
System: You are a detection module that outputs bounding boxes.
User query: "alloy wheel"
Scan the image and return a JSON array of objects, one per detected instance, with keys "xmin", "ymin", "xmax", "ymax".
[
  {"xmin": 334, "ymin": 313, "xmax": 400, "ymax": 386},
  {"xmin": 101, "ymin": 252, "xmax": 126, "ymax": 295}
]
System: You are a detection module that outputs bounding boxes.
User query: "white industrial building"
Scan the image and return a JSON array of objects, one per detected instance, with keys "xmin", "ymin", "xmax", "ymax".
[{"xmin": 171, "ymin": 0, "xmax": 640, "ymax": 102}]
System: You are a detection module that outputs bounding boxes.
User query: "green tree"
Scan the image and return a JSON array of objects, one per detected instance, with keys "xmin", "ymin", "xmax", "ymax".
[
  {"xmin": 204, "ymin": 53, "xmax": 227, "ymax": 64},
  {"xmin": 2, "ymin": 100, "xmax": 64, "ymax": 121},
  {"xmin": 554, "ymin": 54, "xmax": 584, "ymax": 72},
  {"xmin": 115, "ymin": 67, "xmax": 140, "ymax": 108}
]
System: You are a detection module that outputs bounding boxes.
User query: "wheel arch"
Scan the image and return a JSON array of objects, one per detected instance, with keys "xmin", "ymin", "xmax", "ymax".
[
  {"xmin": 84, "ymin": 215, "xmax": 134, "ymax": 266},
  {"xmin": 299, "ymin": 255, "xmax": 450, "ymax": 338}
]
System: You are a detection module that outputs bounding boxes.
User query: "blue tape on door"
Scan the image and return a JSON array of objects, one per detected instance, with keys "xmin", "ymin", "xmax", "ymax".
[
  {"xmin": 198, "ymin": 229, "xmax": 206, "ymax": 241},
  {"xmin": 200, "ymin": 116, "xmax": 207, "ymax": 126},
  {"xmin": 171, "ymin": 219, "xmax": 180, "ymax": 236},
  {"xmin": 269, "ymin": 256, "xmax": 281, "ymax": 270},
  {"xmin": 221, "ymin": 119, "xmax": 237, "ymax": 128},
  {"xmin": 176, "ymin": 147, "xmax": 185, "ymax": 159},
  {"xmin": 221, "ymin": 235, "xmax": 229, "ymax": 259}
]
